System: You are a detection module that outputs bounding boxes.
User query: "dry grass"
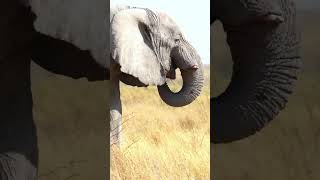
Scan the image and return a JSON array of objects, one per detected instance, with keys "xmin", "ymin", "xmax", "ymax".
[{"xmin": 111, "ymin": 67, "xmax": 210, "ymax": 179}]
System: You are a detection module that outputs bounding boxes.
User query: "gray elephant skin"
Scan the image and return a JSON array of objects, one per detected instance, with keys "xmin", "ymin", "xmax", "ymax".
[
  {"xmin": 110, "ymin": 5, "xmax": 204, "ymax": 144},
  {"xmin": 211, "ymin": 0, "xmax": 301, "ymax": 144}
]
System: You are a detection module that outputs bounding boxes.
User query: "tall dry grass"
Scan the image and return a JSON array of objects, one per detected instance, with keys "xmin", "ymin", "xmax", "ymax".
[{"xmin": 111, "ymin": 67, "xmax": 210, "ymax": 179}]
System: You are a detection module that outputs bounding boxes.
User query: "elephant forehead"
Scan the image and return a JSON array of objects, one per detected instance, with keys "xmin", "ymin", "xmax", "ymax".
[{"xmin": 155, "ymin": 12, "xmax": 181, "ymax": 35}]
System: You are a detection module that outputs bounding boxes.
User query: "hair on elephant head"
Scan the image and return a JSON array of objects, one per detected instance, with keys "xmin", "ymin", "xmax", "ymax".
[
  {"xmin": 111, "ymin": 6, "xmax": 204, "ymax": 107},
  {"xmin": 211, "ymin": 0, "xmax": 301, "ymax": 143}
]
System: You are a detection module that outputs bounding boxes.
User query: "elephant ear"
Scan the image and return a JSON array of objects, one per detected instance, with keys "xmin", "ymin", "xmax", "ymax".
[
  {"xmin": 111, "ymin": 8, "xmax": 166, "ymax": 86},
  {"xmin": 30, "ymin": 0, "xmax": 108, "ymax": 67}
]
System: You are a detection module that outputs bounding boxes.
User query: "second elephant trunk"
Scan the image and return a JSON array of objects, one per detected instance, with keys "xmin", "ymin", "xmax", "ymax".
[{"xmin": 211, "ymin": 0, "xmax": 301, "ymax": 143}]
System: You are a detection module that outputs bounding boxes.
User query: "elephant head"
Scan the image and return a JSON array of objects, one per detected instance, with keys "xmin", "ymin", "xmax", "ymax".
[
  {"xmin": 211, "ymin": 0, "xmax": 301, "ymax": 143},
  {"xmin": 111, "ymin": 7, "xmax": 204, "ymax": 107}
]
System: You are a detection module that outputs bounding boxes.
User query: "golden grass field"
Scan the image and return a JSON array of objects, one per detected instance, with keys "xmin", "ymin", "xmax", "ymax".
[{"xmin": 111, "ymin": 66, "xmax": 210, "ymax": 179}]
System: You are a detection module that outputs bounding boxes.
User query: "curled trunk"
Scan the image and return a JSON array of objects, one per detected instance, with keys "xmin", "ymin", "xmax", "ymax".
[
  {"xmin": 158, "ymin": 67, "xmax": 204, "ymax": 107},
  {"xmin": 158, "ymin": 43, "xmax": 204, "ymax": 107}
]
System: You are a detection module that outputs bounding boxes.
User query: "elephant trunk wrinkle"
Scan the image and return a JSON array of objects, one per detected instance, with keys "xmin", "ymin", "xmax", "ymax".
[{"xmin": 212, "ymin": 0, "xmax": 301, "ymax": 144}]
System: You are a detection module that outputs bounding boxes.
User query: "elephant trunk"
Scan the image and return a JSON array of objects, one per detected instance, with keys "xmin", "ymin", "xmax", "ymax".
[
  {"xmin": 212, "ymin": 0, "xmax": 301, "ymax": 143},
  {"xmin": 158, "ymin": 68, "xmax": 204, "ymax": 107},
  {"xmin": 158, "ymin": 43, "xmax": 204, "ymax": 107}
]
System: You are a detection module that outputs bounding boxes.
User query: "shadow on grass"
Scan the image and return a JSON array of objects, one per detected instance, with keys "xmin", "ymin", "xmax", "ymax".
[{"xmin": 31, "ymin": 64, "xmax": 109, "ymax": 180}]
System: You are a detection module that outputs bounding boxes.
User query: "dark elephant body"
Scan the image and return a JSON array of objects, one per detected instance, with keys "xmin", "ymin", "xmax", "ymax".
[
  {"xmin": 0, "ymin": 3, "xmax": 39, "ymax": 178},
  {"xmin": 0, "ymin": 1, "xmax": 107, "ymax": 179},
  {"xmin": 211, "ymin": 0, "xmax": 301, "ymax": 143}
]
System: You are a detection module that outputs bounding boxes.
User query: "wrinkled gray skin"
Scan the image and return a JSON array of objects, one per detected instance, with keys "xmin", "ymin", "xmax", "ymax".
[
  {"xmin": 211, "ymin": 0, "xmax": 301, "ymax": 143},
  {"xmin": 29, "ymin": 2, "xmax": 204, "ymax": 145},
  {"xmin": 110, "ymin": 6, "xmax": 204, "ymax": 144}
]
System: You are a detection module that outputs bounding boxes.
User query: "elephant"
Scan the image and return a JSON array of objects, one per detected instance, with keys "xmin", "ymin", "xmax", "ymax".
[
  {"xmin": 211, "ymin": 0, "xmax": 301, "ymax": 144},
  {"xmin": 30, "ymin": 2, "xmax": 204, "ymax": 145},
  {"xmin": 0, "ymin": 0, "xmax": 108, "ymax": 179},
  {"xmin": 109, "ymin": 5, "xmax": 204, "ymax": 144}
]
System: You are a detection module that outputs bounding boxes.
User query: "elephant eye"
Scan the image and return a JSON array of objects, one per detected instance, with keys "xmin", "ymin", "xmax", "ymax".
[{"xmin": 174, "ymin": 36, "xmax": 181, "ymax": 44}]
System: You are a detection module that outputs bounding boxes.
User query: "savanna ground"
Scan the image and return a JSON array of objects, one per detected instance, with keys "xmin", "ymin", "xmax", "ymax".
[
  {"xmin": 111, "ymin": 66, "xmax": 210, "ymax": 179},
  {"xmin": 31, "ymin": 67, "xmax": 109, "ymax": 180},
  {"xmin": 211, "ymin": 11, "xmax": 320, "ymax": 180}
]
